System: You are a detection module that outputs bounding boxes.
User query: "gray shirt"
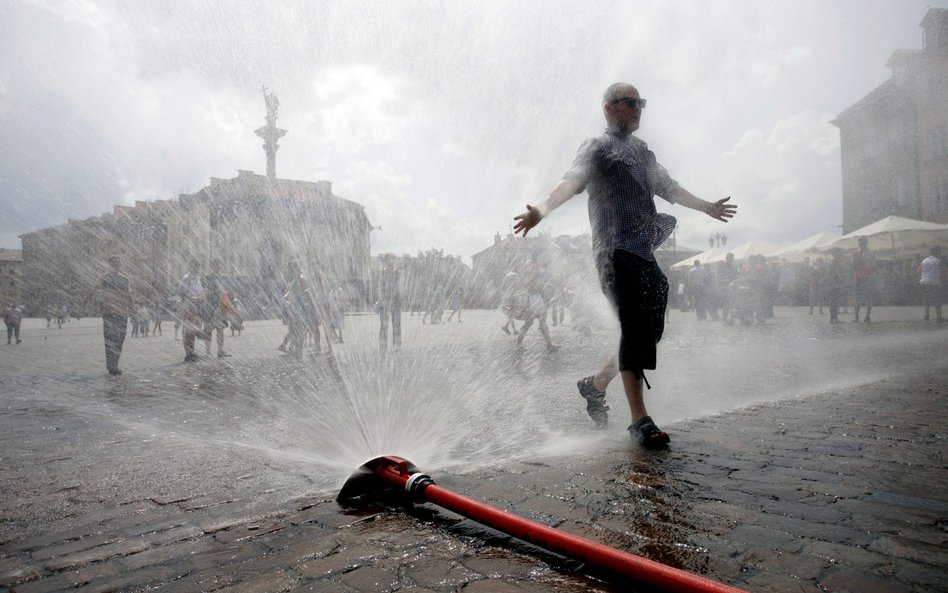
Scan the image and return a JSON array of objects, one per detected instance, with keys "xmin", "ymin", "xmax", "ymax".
[{"xmin": 564, "ymin": 127, "xmax": 680, "ymax": 263}]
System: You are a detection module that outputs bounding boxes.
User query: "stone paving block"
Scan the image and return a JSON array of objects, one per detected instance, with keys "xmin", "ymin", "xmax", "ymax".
[
  {"xmin": 212, "ymin": 570, "xmax": 298, "ymax": 593},
  {"xmin": 284, "ymin": 580, "xmax": 351, "ymax": 593},
  {"xmin": 832, "ymin": 497, "xmax": 941, "ymax": 527},
  {"xmin": 360, "ymin": 524, "xmax": 437, "ymax": 550},
  {"xmin": 141, "ymin": 523, "xmax": 204, "ymax": 547},
  {"xmin": 867, "ymin": 535, "xmax": 948, "ymax": 566},
  {"xmin": 461, "ymin": 550, "xmax": 548, "ymax": 580},
  {"xmin": 118, "ymin": 537, "xmax": 219, "ymax": 571},
  {"xmin": 177, "ymin": 494, "xmax": 243, "ymax": 511},
  {"xmin": 749, "ymin": 510, "xmax": 875, "ymax": 547},
  {"xmin": 725, "ymin": 524, "xmax": 805, "ymax": 553},
  {"xmin": 28, "ymin": 533, "xmax": 120, "ymax": 562},
  {"xmin": 512, "ymin": 493, "xmax": 577, "ymax": 521},
  {"xmin": 244, "ymin": 537, "xmax": 339, "ymax": 572},
  {"xmin": 818, "ymin": 566, "xmax": 914, "ymax": 593},
  {"xmin": 402, "ymin": 558, "xmax": 482, "ymax": 591},
  {"xmin": 895, "ymin": 559, "xmax": 948, "ymax": 592},
  {"xmin": 170, "ymin": 540, "xmax": 264, "ymax": 574},
  {"xmin": 758, "ymin": 498, "xmax": 853, "ymax": 524},
  {"xmin": 736, "ymin": 572, "xmax": 824, "ymax": 593},
  {"xmin": 295, "ymin": 543, "xmax": 387, "ymax": 579},
  {"xmin": 42, "ymin": 536, "xmax": 153, "ymax": 572},
  {"xmin": 801, "ymin": 540, "xmax": 893, "ymax": 571},
  {"xmin": 251, "ymin": 523, "xmax": 333, "ymax": 553},
  {"xmin": 737, "ymin": 547, "xmax": 827, "ymax": 581},
  {"xmin": 338, "ymin": 565, "xmax": 400, "ymax": 592},
  {"xmin": 301, "ymin": 504, "xmax": 381, "ymax": 529},
  {"xmin": 143, "ymin": 568, "xmax": 236, "ymax": 593},
  {"xmin": 0, "ymin": 559, "xmax": 40, "ymax": 588},
  {"xmin": 459, "ymin": 579, "xmax": 534, "ymax": 593},
  {"xmin": 68, "ymin": 565, "xmax": 185, "ymax": 593},
  {"xmin": 213, "ymin": 520, "xmax": 287, "ymax": 544},
  {"xmin": 865, "ymin": 490, "xmax": 948, "ymax": 513}
]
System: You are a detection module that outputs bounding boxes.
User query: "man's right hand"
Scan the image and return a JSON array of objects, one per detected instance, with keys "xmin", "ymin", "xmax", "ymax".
[{"xmin": 513, "ymin": 204, "xmax": 542, "ymax": 237}]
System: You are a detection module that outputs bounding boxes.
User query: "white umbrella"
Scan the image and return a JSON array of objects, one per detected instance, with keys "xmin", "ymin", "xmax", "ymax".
[
  {"xmin": 669, "ymin": 247, "xmax": 726, "ymax": 270},
  {"xmin": 773, "ymin": 231, "xmax": 840, "ymax": 263},
  {"xmin": 702, "ymin": 240, "xmax": 784, "ymax": 265},
  {"xmin": 825, "ymin": 216, "xmax": 948, "ymax": 256}
]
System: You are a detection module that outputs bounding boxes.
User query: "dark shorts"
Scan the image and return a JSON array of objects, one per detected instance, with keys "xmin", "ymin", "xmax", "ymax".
[
  {"xmin": 921, "ymin": 284, "xmax": 943, "ymax": 307},
  {"xmin": 597, "ymin": 249, "xmax": 668, "ymax": 373},
  {"xmin": 853, "ymin": 278, "xmax": 875, "ymax": 305}
]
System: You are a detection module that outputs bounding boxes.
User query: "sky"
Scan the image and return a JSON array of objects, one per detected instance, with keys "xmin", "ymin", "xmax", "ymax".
[{"xmin": 1, "ymin": 0, "xmax": 946, "ymax": 264}]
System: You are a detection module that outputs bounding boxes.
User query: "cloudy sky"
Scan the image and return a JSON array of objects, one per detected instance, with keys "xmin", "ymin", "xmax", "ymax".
[{"xmin": 1, "ymin": 0, "xmax": 945, "ymax": 263}]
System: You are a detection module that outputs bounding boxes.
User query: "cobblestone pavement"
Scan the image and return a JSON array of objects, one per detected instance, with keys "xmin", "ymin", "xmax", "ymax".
[{"xmin": 0, "ymin": 309, "xmax": 946, "ymax": 592}]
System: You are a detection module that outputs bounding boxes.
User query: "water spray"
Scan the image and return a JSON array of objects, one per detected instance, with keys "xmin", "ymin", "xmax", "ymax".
[{"xmin": 338, "ymin": 455, "xmax": 749, "ymax": 593}]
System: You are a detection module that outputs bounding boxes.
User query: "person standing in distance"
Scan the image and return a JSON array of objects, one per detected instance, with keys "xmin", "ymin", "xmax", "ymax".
[
  {"xmin": 96, "ymin": 255, "xmax": 132, "ymax": 375},
  {"xmin": 513, "ymin": 82, "xmax": 736, "ymax": 447}
]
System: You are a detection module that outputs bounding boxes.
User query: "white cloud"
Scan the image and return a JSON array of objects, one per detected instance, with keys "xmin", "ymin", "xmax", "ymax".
[
  {"xmin": 0, "ymin": 0, "xmax": 943, "ymax": 259},
  {"xmin": 709, "ymin": 110, "xmax": 842, "ymax": 245}
]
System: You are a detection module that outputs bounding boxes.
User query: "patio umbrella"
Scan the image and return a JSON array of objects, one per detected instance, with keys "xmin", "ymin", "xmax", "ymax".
[
  {"xmin": 825, "ymin": 216, "xmax": 948, "ymax": 257},
  {"xmin": 701, "ymin": 240, "xmax": 784, "ymax": 265},
  {"xmin": 773, "ymin": 231, "xmax": 840, "ymax": 263},
  {"xmin": 669, "ymin": 247, "xmax": 726, "ymax": 270}
]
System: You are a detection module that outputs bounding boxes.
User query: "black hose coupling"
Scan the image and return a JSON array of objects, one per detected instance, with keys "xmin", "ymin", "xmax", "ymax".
[{"xmin": 405, "ymin": 472, "xmax": 433, "ymax": 502}]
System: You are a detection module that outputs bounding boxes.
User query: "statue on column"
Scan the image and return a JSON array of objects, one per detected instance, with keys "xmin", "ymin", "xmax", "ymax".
[
  {"xmin": 263, "ymin": 87, "xmax": 280, "ymax": 126},
  {"xmin": 255, "ymin": 85, "xmax": 288, "ymax": 180}
]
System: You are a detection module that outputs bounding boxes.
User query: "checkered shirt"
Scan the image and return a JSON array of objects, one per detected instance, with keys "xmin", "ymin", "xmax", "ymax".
[{"xmin": 564, "ymin": 126, "xmax": 680, "ymax": 262}]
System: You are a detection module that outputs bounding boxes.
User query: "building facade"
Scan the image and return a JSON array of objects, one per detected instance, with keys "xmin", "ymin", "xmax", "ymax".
[
  {"xmin": 20, "ymin": 172, "xmax": 373, "ymax": 318},
  {"xmin": 833, "ymin": 8, "xmax": 948, "ymax": 231},
  {"xmin": 0, "ymin": 248, "xmax": 22, "ymax": 307}
]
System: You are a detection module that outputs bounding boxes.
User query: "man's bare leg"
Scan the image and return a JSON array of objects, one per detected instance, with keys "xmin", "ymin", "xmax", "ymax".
[
  {"xmin": 619, "ymin": 370, "xmax": 648, "ymax": 422},
  {"xmin": 591, "ymin": 356, "xmax": 618, "ymax": 392}
]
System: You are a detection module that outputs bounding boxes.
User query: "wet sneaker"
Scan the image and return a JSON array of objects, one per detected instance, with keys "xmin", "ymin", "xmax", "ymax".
[
  {"xmin": 629, "ymin": 416, "xmax": 670, "ymax": 449},
  {"xmin": 577, "ymin": 376, "xmax": 609, "ymax": 429}
]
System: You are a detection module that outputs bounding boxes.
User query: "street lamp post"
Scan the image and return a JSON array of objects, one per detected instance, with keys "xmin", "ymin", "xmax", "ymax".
[{"xmin": 709, "ymin": 232, "xmax": 728, "ymax": 249}]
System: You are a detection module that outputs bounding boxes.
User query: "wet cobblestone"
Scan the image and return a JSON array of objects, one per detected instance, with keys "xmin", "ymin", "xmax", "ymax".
[{"xmin": 1, "ymin": 311, "xmax": 946, "ymax": 592}]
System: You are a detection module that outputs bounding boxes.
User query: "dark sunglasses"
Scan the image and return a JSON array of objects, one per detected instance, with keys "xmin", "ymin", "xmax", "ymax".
[{"xmin": 611, "ymin": 97, "xmax": 647, "ymax": 108}]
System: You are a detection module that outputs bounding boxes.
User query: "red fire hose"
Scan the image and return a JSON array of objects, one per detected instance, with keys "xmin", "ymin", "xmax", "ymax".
[{"xmin": 338, "ymin": 455, "xmax": 750, "ymax": 593}]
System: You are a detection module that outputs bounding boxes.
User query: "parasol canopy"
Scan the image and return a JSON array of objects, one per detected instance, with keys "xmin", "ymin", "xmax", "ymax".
[
  {"xmin": 824, "ymin": 216, "xmax": 948, "ymax": 257},
  {"xmin": 773, "ymin": 231, "xmax": 840, "ymax": 263}
]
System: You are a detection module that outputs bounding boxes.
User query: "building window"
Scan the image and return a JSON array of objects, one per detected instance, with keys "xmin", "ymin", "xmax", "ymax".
[
  {"xmin": 933, "ymin": 185, "xmax": 948, "ymax": 215},
  {"xmin": 932, "ymin": 128, "xmax": 948, "ymax": 159}
]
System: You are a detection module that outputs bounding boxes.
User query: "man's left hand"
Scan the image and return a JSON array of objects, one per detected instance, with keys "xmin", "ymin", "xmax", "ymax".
[{"xmin": 707, "ymin": 196, "xmax": 736, "ymax": 222}]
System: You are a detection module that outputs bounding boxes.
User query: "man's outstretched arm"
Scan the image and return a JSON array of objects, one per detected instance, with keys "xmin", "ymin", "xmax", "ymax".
[
  {"xmin": 672, "ymin": 188, "xmax": 737, "ymax": 222},
  {"xmin": 513, "ymin": 177, "xmax": 584, "ymax": 237}
]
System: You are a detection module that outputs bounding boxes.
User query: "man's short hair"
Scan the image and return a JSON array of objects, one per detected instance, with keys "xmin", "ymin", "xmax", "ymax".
[{"xmin": 602, "ymin": 83, "xmax": 631, "ymax": 104}]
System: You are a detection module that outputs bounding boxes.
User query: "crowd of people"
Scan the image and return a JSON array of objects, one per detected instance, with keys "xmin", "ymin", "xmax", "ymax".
[{"xmin": 678, "ymin": 239, "xmax": 948, "ymax": 326}]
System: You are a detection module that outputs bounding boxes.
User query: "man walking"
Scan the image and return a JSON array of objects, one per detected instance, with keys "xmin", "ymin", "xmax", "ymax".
[
  {"xmin": 918, "ymin": 245, "xmax": 947, "ymax": 322},
  {"xmin": 202, "ymin": 258, "xmax": 231, "ymax": 358},
  {"xmin": 852, "ymin": 236, "xmax": 876, "ymax": 323},
  {"xmin": 687, "ymin": 260, "xmax": 712, "ymax": 320},
  {"xmin": 178, "ymin": 259, "xmax": 205, "ymax": 362},
  {"xmin": 96, "ymin": 255, "xmax": 132, "ymax": 375},
  {"xmin": 514, "ymin": 82, "xmax": 736, "ymax": 447},
  {"xmin": 4, "ymin": 303, "xmax": 23, "ymax": 345},
  {"xmin": 378, "ymin": 253, "xmax": 402, "ymax": 354}
]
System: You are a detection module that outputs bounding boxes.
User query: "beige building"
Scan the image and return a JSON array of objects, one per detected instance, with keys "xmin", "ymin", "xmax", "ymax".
[
  {"xmin": 0, "ymin": 248, "xmax": 22, "ymax": 307},
  {"xmin": 833, "ymin": 8, "xmax": 948, "ymax": 231},
  {"xmin": 20, "ymin": 172, "xmax": 373, "ymax": 317}
]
